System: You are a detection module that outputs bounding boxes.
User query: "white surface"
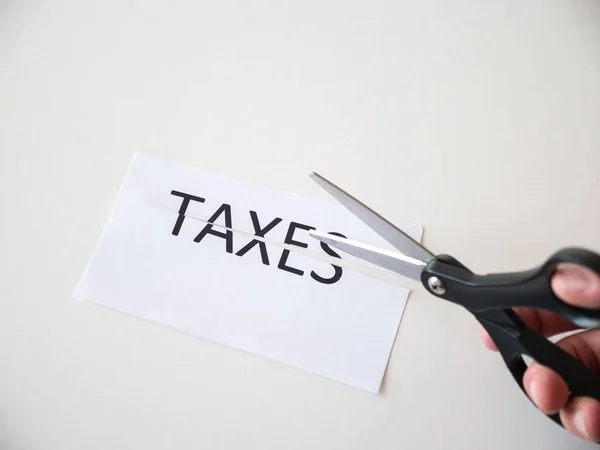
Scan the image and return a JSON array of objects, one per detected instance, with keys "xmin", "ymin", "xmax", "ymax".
[
  {"xmin": 1, "ymin": 1, "xmax": 600, "ymax": 449},
  {"xmin": 74, "ymin": 152, "xmax": 422, "ymax": 394}
]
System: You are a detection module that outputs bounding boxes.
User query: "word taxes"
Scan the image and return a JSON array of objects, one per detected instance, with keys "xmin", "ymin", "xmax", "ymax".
[{"xmin": 170, "ymin": 190, "xmax": 347, "ymax": 285}]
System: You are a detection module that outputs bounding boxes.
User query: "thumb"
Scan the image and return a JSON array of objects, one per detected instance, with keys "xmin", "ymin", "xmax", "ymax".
[{"xmin": 551, "ymin": 263, "xmax": 600, "ymax": 307}]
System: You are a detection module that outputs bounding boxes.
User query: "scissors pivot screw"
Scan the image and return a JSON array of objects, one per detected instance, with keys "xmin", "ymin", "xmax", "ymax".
[{"xmin": 427, "ymin": 276, "xmax": 446, "ymax": 295}]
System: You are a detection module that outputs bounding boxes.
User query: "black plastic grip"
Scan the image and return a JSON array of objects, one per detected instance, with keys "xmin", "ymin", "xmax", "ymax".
[
  {"xmin": 429, "ymin": 250, "xmax": 600, "ymax": 437},
  {"xmin": 423, "ymin": 247, "xmax": 600, "ymax": 329},
  {"xmin": 477, "ymin": 308, "xmax": 600, "ymax": 435}
]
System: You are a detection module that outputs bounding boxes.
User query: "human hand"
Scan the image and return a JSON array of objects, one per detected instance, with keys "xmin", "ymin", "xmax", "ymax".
[{"xmin": 481, "ymin": 263, "xmax": 600, "ymax": 442}]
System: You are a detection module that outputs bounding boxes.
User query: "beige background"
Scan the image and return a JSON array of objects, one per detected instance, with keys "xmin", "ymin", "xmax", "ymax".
[{"xmin": 1, "ymin": 1, "xmax": 600, "ymax": 449}]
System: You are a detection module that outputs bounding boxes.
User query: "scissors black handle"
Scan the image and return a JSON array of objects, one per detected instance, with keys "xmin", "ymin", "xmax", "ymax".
[{"xmin": 421, "ymin": 248, "xmax": 600, "ymax": 432}]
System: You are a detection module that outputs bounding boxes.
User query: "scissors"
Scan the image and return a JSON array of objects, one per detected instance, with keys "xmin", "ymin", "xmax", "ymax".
[{"xmin": 308, "ymin": 172, "xmax": 600, "ymax": 432}]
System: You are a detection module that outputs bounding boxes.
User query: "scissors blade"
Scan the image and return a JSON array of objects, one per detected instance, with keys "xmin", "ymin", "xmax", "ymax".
[
  {"xmin": 309, "ymin": 230, "xmax": 426, "ymax": 280},
  {"xmin": 310, "ymin": 172, "xmax": 435, "ymax": 263}
]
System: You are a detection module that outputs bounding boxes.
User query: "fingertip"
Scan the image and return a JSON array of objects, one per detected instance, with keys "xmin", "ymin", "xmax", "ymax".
[
  {"xmin": 551, "ymin": 263, "xmax": 600, "ymax": 307},
  {"xmin": 586, "ymin": 400, "xmax": 600, "ymax": 442},
  {"xmin": 560, "ymin": 397, "xmax": 600, "ymax": 442},
  {"xmin": 480, "ymin": 328, "xmax": 498, "ymax": 351},
  {"xmin": 523, "ymin": 364, "xmax": 569, "ymax": 415}
]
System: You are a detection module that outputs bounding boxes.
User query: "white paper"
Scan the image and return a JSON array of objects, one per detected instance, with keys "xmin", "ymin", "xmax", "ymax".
[{"xmin": 75, "ymin": 153, "xmax": 423, "ymax": 393}]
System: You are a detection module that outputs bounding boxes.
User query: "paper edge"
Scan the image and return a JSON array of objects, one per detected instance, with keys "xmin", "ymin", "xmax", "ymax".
[{"xmin": 73, "ymin": 152, "xmax": 141, "ymax": 301}]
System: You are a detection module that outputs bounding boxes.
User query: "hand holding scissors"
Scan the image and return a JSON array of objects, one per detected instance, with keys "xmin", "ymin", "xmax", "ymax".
[{"xmin": 309, "ymin": 172, "xmax": 600, "ymax": 443}]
